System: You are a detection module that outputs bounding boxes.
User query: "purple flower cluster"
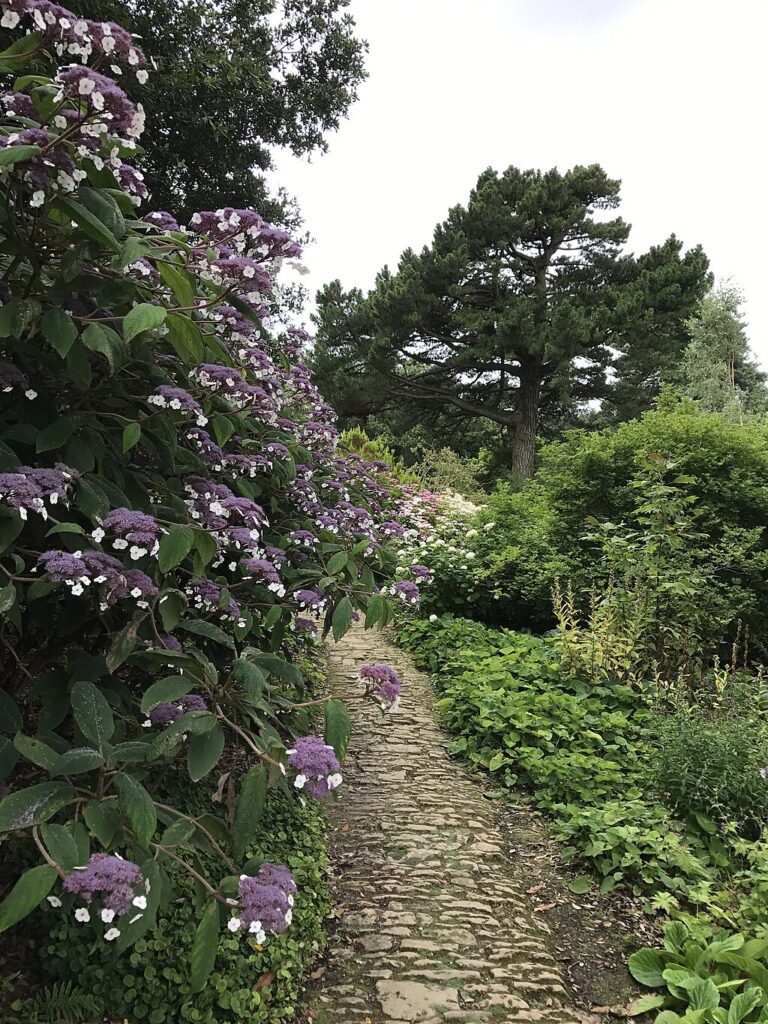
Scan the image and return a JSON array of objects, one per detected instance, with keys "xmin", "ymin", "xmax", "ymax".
[
  {"xmin": 293, "ymin": 588, "xmax": 326, "ymax": 613},
  {"xmin": 391, "ymin": 580, "xmax": 420, "ymax": 606},
  {"xmin": 148, "ymin": 386, "xmax": 207, "ymax": 426},
  {"xmin": 229, "ymin": 862, "xmax": 296, "ymax": 939},
  {"xmin": 378, "ymin": 520, "xmax": 406, "ymax": 538},
  {"xmin": 39, "ymin": 548, "xmax": 156, "ymax": 606},
  {"xmin": 147, "ymin": 692, "xmax": 206, "ymax": 727},
  {"xmin": 61, "ymin": 853, "xmax": 147, "ymax": 939},
  {"xmin": 143, "ymin": 210, "xmax": 179, "ymax": 232},
  {"xmin": 241, "ymin": 557, "xmax": 285, "ymax": 597},
  {"xmin": 56, "ymin": 66, "xmax": 144, "ymax": 139},
  {"xmin": 0, "ymin": 464, "xmax": 74, "ymax": 520},
  {"xmin": 1, "ymin": 2, "xmax": 146, "ymax": 68},
  {"xmin": 288, "ymin": 530, "xmax": 317, "ymax": 549},
  {"xmin": 286, "ymin": 736, "xmax": 342, "ymax": 799},
  {"xmin": 95, "ymin": 508, "xmax": 161, "ymax": 559},
  {"xmin": 359, "ymin": 664, "xmax": 402, "ymax": 709}
]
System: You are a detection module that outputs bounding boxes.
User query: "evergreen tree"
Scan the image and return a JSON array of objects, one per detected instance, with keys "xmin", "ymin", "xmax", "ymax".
[
  {"xmin": 313, "ymin": 164, "xmax": 709, "ymax": 477},
  {"xmin": 680, "ymin": 284, "xmax": 767, "ymax": 419}
]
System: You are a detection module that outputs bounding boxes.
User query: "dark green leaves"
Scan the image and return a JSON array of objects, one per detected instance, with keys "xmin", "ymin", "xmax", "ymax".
[
  {"xmin": 190, "ymin": 900, "xmax": 221, "ymax": 993},
  {"xmin": 331, "ymin": 596, "xmax": 354, "ymax": 640},
  {"xmin": 177, "ymin": 619, "xmax": 234, "ymax": 648},
  {"xmin": 70, "ymin": 681, "xmax": 114, "ymax": 746},
  {"xmin": 140, "ymin": 676, "xmax": 192, "ymax": 714},
  {"xmin": 114, "ymin": 772, "xmax": 156, "ymax": 845},
  {"xmin": 0, "ymin": 782, "xmax": 74, "ymax": 831},
  {"xmin": 0, "ymin": 864, "xmax": 57, "ymax": 935},
  {"xmin": 39, "ymin": 823, "xmax": 79, "ymax": 871},
  {"xmin": 41, "ymin": 308, "xmax": 78, "ymax": 358},
  {"xmin": 324, "ymin": 700, "xmax": 351, "ymax": 762},
  {"xmin": 187, "ymin": 721, "xmax": 224, "ymax": 782},
  {"xmin": 0, "ymin": 144, "xmax": 42, "ymax": 166},
  {"xmin": 123, "ymin": 302, "xmax": 167, "ymax": 343},
  {"xmin": 81, "ymin": 323, "xmax": 126, "ymax": 372},
  {"xmin": 232, "ymin": 764, "xmax": 267, "ymax": 860},
  {"xmin": 54, "ymin": 195, "xmax": 121, "ymax": 252},
  {"xmin": 157, "ymin": 525, "xmax": 194, "ymax": 572}
]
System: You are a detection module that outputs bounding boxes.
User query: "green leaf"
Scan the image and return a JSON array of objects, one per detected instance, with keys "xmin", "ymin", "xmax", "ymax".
[
  {"xmin": 488, "ymin": 751, "xmax": 505, "ymax": 771},
  {"xmin": 569, "ymin": 875, "xmax": 593, "ymax": 894},
  {"xmin": 81, "ymin": 322, "xmax": 126, "ymax": 372},
  {"xmin": 166, "ymin": 312, "xmax": 204, "ymax": 363},
  {"xmin": 140, "ymin": 675, "xmax": 192, "ymax": 714},
  {"xmin": 106, "ymin": 620, "xmax": 140, "ymax": 674},
  {"xmin": 247, "ymin": 652, "xmax": 302, "ymax": 686},
  {"xmin": 324, "ymin": 699, "xmax": 351, "ymax": 762},
  {"xmin": 14, "ymin": 732, "xmax": 60, "ymax": 771},
  {"xmin": 190, "ymin": 900, "xmax": 221, "ymax": 993},
  {"xmin": 177, "ymin": 619, "xmax": 234, "ymax": 648},
  {"xmin": 0, "ymin": 864, "xmax": 57, "ymax": 935},
  {"xmin": 327, "ymin": 551, "xmax": 348, "ymax": 575},
  {"xmin": 161, "ymin": 818, "xmax": 196, "ymax": 847},
  {"xmin": 0, "ymin": 515, "xmax": 24, "ymax": 555},
  {"xmin": 45, "ymin": 522, "xmax": 84, "ymax": 537},
  {"xmin": 114, "ymin": 772, "xmax": 156, "ymax": 845},
  {"xmin": 332, "ymin": 596, "xmax": 354, "ymax": 641},
  {"xmin": 365, "ymin": 594, "xmax": 385, "ymax": 628},
  {"xmin": 187, "ymin": 721, "xmax": 224, "ymax": 782},
  {"xmin": 686, "ymin": 978, "xmax": 720, "ymax": 1011},
  {"xmin": 70, "ymin": 680, "xmax": 114, "ymax": 746},
  {"xmin": 83, "ymin": 800, "xmax": 121, "ymax": 847},
  {"xmin": 108, "ymin": 741, "xmax": 150, "ymax": 766},
  {"xmin": 232, "ymin": 764, "xmax": 267, "ymax": 861},
  {"xmin": 157, "ymin": 525, "xmax": 194, "ymax": 572},
  {"xmin": 54, "ymin": 747, "xmax": 104, "ymax": 776},
  {"xmin": 627, "ymin": 995, "xmax": 667, "ymax": 1016},
  {"xmin": 36, "ymin": 415, "xmax": 80, "ymax": 454},
  {"xmin": 39, "ymin": 823, "xmax": 79, "ymax": 871},
  {"xmin": 0, "ymin": 782, "xmax": 74, "ymax": 831},
  {"xmin": 628, "ymin": 948, "xmax": 668, "ymax": 987},
  {"xmin": 54, "ymin": 195, "xmax": 120, "ymax": 251},
  {"xmin": 122, "ymin": 422, "xmax": 141, "ymax": 453},
  {"xmin": 192, "ymin": 531, "xmax": 217, "ymax": 569},
  {"xmin": 728, "ymin": 990, "xmax": 762, "ymax": 1024},
  {"xmin": 123, "ymin": 302, "xmax": 167, "ymax": 343},
  {"xmin": 148, "ymin": 711, "xmax": 216, "ymax": 759},
  {"xmin": 0, "ymin": 582, "xmax": 16, "ymax": 614},
  {"xmin": 0, "ymin": 691, "xmax": 22, "ymax": 733},
  {"xmin": 157, "ymin": 261, "xmax": 196, "ymax": 308},
  {"xmin": 158, "ymin": 590, "xmax": 186, "ymax": 632},
  {"xmin": 41, "ymin": 307, "xmax": 78, "ymax": 358},
  {"xmin": 0, "ymin": 144, "xmax": 42, "ymax": 167},
  {"xmin": 114, "ymin": 859, "xmax": 163, "ymax": 953}
]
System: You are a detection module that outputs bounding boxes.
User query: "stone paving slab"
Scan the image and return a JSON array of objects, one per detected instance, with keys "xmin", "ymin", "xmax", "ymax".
[{"xmin": 306, "ymin": 626, "xmax": 579, "ymax": 1024}]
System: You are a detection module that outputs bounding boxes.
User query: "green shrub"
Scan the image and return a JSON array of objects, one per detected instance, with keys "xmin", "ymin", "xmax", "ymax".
[
  {"xmin": 478, "ymin": 407, "xmax": 768, "ymax": 649},
  {"xmin": 31, "ymin": 790, "xmax": 330, "ymax": 1024},
  {"xmin": 653, "ymin": 712, "xmax": 768, "ymax": 835},
  {"xmin": 628, "ymin": 921, "xmax": 768, "ymax": 1024}
]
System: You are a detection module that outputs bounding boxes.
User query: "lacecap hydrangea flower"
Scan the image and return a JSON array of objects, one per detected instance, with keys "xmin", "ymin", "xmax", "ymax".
[
  {"xmin": 228, "ymin": 862, "xmax": 296, "ymax": 940},
  {"xmin": 61, "ymin": 853, "xmax": 148, "ymax": 939},
  {"xmin": 286, "ymin": 736, "xmax": 342, "ymax": 799},
  {"xmin": 359, "ymin": 663, "xmax": 402, "ymax": 710}
]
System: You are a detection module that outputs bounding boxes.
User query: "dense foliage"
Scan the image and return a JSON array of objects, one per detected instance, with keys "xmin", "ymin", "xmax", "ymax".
[
  {"xmin": 0, "ymin": 1, "xmax": 405, "ymax": 1007},
  {"xmin": 396, "ymin": 615, "xmax": 768, "ymax": 925},
  {"xmin": 58, "ymin": 0, "xmax": 367, "ymax": 223}
]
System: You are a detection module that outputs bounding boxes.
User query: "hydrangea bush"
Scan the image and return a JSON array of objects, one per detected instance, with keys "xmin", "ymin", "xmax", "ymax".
[
  {"xmin": 392, "ymin": 488, "xmax": 492, "ymax": 617},
  {"xmin": 0, "ymin": 1, "xmax": 413, "ymax": 991}
]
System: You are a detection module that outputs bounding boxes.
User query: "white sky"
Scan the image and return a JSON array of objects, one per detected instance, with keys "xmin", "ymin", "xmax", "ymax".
[{"xmin": 272, "ymin": 0, "xmax": 768, "ymax": 365}]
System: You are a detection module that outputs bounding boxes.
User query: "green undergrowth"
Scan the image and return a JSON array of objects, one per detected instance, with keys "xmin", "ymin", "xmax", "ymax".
[
  {"xmin": 395, "ymin": 615, "xmax": 768, "ymax": 931},
  {"xmin": 4, "ymin": 786, "xmax": 331, "ymax": 1024}
]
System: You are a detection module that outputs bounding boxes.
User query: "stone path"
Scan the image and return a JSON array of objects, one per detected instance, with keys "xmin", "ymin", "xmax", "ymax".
[{"xmin": 306, "ymin": 626, "xmax": 578, "ymax": 1024}]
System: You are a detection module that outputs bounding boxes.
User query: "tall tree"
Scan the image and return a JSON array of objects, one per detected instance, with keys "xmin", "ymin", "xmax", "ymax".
[
  {"xmin": 680, "ymin": 284, "xmax": 766, "ymax": 418},
  {"xmin": 63, "ymin": 0, "xmax": 367, "ymax": 223},
  {"xmin": 313, "ymin": 164, "xmax": 709, "ymax": 477}
]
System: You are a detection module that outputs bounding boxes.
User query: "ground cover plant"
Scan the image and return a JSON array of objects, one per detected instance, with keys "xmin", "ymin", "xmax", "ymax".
[
  {"xmin": 0, "ymin": 3, "xmax": 420, "ymax": 1016},
  {"xmin": 395, "ymin": 614, "xmax": 768, "ymax": 928}
]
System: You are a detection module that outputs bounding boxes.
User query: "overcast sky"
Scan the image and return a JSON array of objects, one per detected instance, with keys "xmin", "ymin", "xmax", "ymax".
[{"xmin": 272, "ymin": 0, "xmax": 768, "ymax": 365}]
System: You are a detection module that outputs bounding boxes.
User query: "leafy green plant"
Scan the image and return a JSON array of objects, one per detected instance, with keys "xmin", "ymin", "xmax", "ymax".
[
  {"xmin": 628, "ymin": 922, "xmax": 768, "ymax": 1024},
  {"xmin": 654, "ymin": 711, "xmax": 768, "ymax": 835},
  {"xmin": 6, "ymin": 981, "xmax": 102, "ymax": 1024}
]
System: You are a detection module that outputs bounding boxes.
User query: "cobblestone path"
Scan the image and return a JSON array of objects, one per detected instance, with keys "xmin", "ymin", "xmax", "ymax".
[{"xmin": 307, "ymin": 626, "xmax": 578, "ymax": 1024}]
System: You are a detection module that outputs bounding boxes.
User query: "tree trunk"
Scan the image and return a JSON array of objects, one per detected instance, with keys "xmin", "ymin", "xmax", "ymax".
[{"xmin": 510, "ymin": 362, "xmax": 541, "ymax": 479}]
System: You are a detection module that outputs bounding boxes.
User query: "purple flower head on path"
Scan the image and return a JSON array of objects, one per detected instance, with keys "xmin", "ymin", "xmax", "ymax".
[
  {"xmin": 286, "ymin": 735, "xmax": 342, "ymax": 800},
  {"xmin": 360, "ymin": 663, "xmax": 402, "ymax": 709}
]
